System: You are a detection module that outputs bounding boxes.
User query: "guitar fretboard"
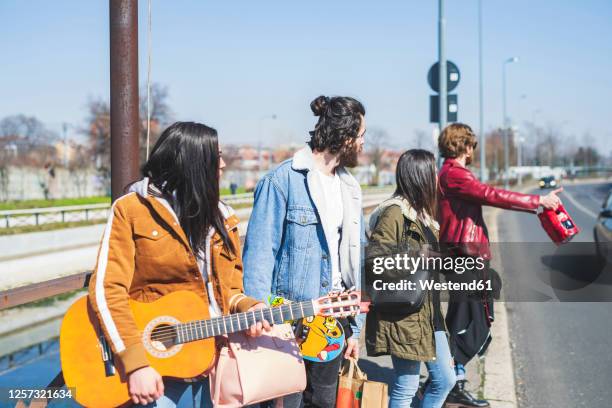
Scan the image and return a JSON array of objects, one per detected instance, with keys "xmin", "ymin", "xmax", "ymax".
[{"xmin": 173, "ymin": 301, "xmax": 315, "ymax": 344}]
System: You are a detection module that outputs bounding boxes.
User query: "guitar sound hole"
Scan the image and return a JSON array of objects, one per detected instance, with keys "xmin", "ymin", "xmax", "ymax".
[{"xmin": 150, "ymin": 324, "xmax": 178, "ymax": 352}]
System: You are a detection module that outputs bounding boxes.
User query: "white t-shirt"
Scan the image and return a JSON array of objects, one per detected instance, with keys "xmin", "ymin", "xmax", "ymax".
[{"xmin": 313, "ymin": 169, "xmax": 344, "ymax": 290}]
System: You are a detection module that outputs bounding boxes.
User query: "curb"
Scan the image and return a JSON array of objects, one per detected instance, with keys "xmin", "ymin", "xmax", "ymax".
[{"xmin": 479, "ymin": 203, "xmax": 519, "ymax": 408}]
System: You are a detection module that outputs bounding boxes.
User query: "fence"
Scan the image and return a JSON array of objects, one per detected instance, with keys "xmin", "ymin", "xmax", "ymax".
[
  {"xmin": 0, "ymin": 193, "xmax": 256, "ymax": 229},
  {"xmin": 0, "ymin": 204, "xmax": 110, "ymax": 228}
]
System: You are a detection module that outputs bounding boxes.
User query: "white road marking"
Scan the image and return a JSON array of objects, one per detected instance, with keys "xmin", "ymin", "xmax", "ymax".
[{"xmin": 563, "ymin": 189, "xmax": 599, "ymax": 219}]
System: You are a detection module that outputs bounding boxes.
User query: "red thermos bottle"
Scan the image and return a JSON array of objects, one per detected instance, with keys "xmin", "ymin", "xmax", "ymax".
[{"xmin": 537, "ymin": 204, "xmax": 580, "ymax": 245}]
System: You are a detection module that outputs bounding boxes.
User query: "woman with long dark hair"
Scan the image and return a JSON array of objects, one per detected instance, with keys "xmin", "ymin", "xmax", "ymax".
[
  {"xmin": 365, "ymin": 150, "xmax": 455, "ymax": 408},
  {"xmin": 88, "ymin": 122, "xmax": 270, "ymax": 407}
]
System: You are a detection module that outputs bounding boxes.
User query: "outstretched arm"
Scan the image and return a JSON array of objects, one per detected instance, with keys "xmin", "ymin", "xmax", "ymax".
[{"xmin": 443, "ymin": 167, "xmax": 543, "ymax": 212}]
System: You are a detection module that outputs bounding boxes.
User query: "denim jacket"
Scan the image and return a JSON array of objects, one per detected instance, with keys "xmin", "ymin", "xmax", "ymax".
[{"xmin": 243, "ymin": 145, "xmax": 366, "ymax": 338}]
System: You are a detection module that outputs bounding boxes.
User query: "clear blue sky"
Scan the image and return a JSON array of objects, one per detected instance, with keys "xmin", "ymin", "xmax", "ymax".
[{"xmin": 1, "ymin": 0, "xmax": 611, "ymax": 155}]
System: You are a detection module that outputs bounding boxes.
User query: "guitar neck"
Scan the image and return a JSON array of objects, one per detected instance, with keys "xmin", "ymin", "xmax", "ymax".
[{"xmin": 174, "ymin": 300, "xmax": 315, "ymax": 344}]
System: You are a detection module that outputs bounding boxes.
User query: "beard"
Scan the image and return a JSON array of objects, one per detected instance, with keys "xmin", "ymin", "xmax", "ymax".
[
  {"xmin": 465, "ymin": 154, "xmax": 473, "ymax": 166},
  {"xmin": 338, "ymin": 142, "xmax": 360, "ymax": 168}
]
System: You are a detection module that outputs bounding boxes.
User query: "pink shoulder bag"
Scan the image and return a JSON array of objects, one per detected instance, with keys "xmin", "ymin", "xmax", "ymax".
[{"xmin": 209, "ymin": 323, "xmax": 307, "ymax": 407}]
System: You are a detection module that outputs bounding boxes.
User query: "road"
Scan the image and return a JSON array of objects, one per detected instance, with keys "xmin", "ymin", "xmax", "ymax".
[{"xmin": 496, "ymin": 181, "xmax": 612, "ymax": 408}]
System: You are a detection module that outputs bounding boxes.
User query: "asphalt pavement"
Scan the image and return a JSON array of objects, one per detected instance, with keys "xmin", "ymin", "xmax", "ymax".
[{"xmin": 496, "ymin": 181, "xmax": 612, "ymax": 408}]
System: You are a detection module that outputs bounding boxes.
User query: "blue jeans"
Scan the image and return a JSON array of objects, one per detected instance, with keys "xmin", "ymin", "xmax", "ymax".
[
  {"xmin": 390, "ymin": 331, "xmax": 456, "ymax": 408},
  {"xmin": 455, "ymin": 363, "xmax": 466, "ymax": 381},
  {"xmin": 142, "ymin": 378, "xmax": 212, "ymax": 408}
]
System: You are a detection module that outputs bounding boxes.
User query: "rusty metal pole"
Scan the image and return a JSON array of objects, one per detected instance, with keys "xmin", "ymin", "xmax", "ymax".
[{"xmin": 110, "ymin": 0, "xmax": 140, "ymax": 202}]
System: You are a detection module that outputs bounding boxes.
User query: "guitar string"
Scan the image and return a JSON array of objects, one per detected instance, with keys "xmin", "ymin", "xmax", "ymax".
[
  {"xmin": 147, "ymin": 303, "xmax": 358, "ymax": 343},
  {"xmin": 145, "ymin": 299, "xmax": 359, "ymax": 340},
  {"xmin": 148, "ymin": 312, "xmax": 359, "ymax": 343},
  {"xmin": 146, "ymin": 302, "xmax": 310, "ymax": 337},
  {"xmin": 144, "ymin": 298, "xmax": 358, "ymax": 341},
  {"xmin": 147, "ymin": 296, "xmax": 357, "ymax": 338},
  {"xmin": 146, "ymin": 303, "xmax": 319, "ymax": 341},
  {"xmin": 146, "ymin": 302, "xmax": 358, "ymax": 340},
  {"xmin": 148, "ymin": 308, "xmax": 329, "ymax": 342}
]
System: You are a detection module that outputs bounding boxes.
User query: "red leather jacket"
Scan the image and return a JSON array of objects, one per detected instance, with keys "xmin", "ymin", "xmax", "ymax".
[{"xmin": 438, "ymin": 159, "xmax": 540, "ymax": 259}]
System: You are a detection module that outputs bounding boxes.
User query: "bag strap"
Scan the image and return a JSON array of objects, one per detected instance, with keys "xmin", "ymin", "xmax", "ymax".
[
  {"xmin": 341, "ymin": 358, "xmax": 367, "ymax": 381},
  {"xmin": 403, "ymin": 218, "xmax": 439, "ymax": 252},
  {"xmin": 351, "ymin": 359, "xmax": 367, "ymax": 381},
  {"xmin": 212, "ymin": 348, "xmax": 227, "ymax": 407},
  {"xmin": 422, "ymin": 225, "xmax": 440, "ymax": 252},
  {"xmin": 402, "ymin": 218, "xmax": 421, "ymax": 247},
  {"xmin": 347, "ymin": 357, "xmax": 355, "ymax": 379}
]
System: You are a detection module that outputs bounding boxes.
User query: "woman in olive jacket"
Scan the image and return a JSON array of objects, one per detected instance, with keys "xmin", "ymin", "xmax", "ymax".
[{"xmin": 365, "ymin": 150, "xmax": 455, "ymax": 408}]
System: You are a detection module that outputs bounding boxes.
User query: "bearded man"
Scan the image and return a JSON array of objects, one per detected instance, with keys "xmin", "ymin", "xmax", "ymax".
[{"xmin": 243, "ymin": 95, "xmax": 367, "ymax": 408}]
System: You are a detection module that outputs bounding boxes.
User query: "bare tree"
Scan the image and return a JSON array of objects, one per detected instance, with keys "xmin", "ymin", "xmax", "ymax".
[
  {"xmin": 0, "ymin": 115, "xmax": 58, "ymax": 165},
  {"xmin": 482, "ymin": 128, "xmax": 518, "ymax": 181},
  {"xmin": 83, "ymin": 98, "xmax": 111, "ymax": 194},
  {"xmin": 82, "ymin": 83, "xmax": 172, "ymax": 194},
  {"xmin": 539, "ymin": 125, "xmax": 559, "ymax": 166},
  {"xmin": 139, "ymin": 83, "xmax": 173, "ymax": 163},
  {"xmin": 0, "ymin": 115, "xmax": 58, "ymax": 200},
  {"xmin": 366, "ymin": 127, "xmax": 389, "ymax": 186},
  {"xmin": 0, "ymin": 162, "xmax": 9, "ymax": 200},
  {"xmin": 69, "ymin": 143, "xmax": 92, "ymax": 197},
  {"xmin": 574, "ymin": 132, "xmax": 600, "ymax": 168},
  {"xmin": 0, "ymin": 114, "xmax": 57, "ymax": 148}
]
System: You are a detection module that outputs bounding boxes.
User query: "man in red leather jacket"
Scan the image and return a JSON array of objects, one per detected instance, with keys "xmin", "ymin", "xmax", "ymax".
[{"xmin": 437, "ymin": 123, "xmax": 561, "ymax": 408}]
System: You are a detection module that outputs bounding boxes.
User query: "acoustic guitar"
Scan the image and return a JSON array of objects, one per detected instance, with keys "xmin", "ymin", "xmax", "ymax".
[{"xmin": 60, "ymin": 290, "xmax": 361, "ymax": 407}]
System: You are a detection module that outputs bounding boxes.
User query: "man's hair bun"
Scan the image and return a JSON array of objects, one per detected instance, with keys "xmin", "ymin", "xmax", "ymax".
[{"xmin": 310, "ymin": 95, "xmax": 330, "ymax": 116}]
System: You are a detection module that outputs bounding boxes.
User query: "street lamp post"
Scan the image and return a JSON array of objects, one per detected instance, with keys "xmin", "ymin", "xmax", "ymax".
[
  {"xmin": 435, "ymin": 0, "xmax": 447, "ymax": 168},
  {"xmin": 502, "ymin": 56, "xmax": 519, "ymax": 189},
  {"xmin": 478, "ymin": 0, "xmax": 486, "ymax": 181},
  {"xmin": 438, "ymin": 0, "xmax": 447, "ymax": 135},
  {"xmin": 517, "ymin": 132, "xmax": 524, "ymax": 186},
  {"xmin": 61, "ymin": 122, "xmax": 71, "ymax": 168}
]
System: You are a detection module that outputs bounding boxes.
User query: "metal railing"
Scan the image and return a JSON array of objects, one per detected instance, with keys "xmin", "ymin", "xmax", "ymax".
[
  {"xmin": 0, "ymin": 187, "xmax": 393, "ymax": 229},
  {"xmin": 0, "ymin": 193, "xmax": 257, "ymax": 229},
  {"xmin": 0, "ymin": 204, "xmax": 111, "ymax": 228}
]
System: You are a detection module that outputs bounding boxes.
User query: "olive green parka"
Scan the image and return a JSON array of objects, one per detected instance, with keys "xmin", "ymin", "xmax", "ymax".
[{"xmin": 365, "ymin": 197, "xmax": 443, "ymax": 362}]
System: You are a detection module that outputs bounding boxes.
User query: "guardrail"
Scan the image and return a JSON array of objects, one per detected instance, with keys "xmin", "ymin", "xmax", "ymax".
[
  {"xmin": 0, "ymin": 187, "xmax": 392, "ymax": 229},
  {"xmin": 0, "ymin": 204, "xmax": 111, "ymax": 228},
  {"xmin": 0, "ymin": 194, "xmax": 253, "ymax": 229}
]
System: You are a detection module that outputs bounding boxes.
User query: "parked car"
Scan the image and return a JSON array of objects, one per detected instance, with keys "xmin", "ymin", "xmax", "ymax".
[
  {"xmin": 594, "ymin": 190, "xmax": 612, "ymax": 264},
  {"xmin": 539, "ymin": 176, "xmax": 558, "ymax": 189}
]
